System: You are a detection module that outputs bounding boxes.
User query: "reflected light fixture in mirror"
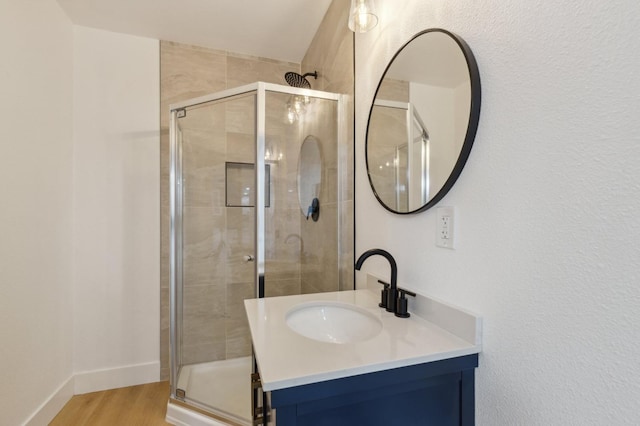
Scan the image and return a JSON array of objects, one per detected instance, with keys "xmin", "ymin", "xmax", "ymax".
[{"xmin": 348, "ymin": 0, "xmax": 378, "ymax": 33}]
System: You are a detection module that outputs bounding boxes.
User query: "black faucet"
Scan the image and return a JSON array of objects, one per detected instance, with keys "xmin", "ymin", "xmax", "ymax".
[{"xmin": 355, "ymin": 249, "xmax": 398, "ymax": 314}]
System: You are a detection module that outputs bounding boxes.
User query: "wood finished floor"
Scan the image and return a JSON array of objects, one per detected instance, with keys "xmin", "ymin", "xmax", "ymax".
[{"xmin": 49, "ymin": 381, "xmax": 172, "ymax": 426}]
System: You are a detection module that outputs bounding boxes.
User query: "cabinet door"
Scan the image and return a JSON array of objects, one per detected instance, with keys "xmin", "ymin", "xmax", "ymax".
[{"xmin": 295, "ymin": 375, "xmax": 461, "ymax": 426}]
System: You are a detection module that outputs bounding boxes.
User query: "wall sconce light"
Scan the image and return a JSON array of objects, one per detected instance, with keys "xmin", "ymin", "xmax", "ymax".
[{"xmin": 348, "ymin": 0, "xmax": 378, "ymax": 33}]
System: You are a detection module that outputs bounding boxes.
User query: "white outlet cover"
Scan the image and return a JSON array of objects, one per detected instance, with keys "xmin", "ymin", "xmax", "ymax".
[{"xmin": 436, "ymin": 206, "xmax": 456, "ymax": 249}]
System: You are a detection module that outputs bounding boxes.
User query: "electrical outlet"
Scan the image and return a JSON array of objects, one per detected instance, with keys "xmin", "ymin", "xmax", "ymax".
[{"xmin": 436, "ymin": 206, "xmax": 455, "ymax": 249}]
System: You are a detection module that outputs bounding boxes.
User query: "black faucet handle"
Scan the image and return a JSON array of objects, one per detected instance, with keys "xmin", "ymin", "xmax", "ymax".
[
  {"xmin": 377, "ymin": 280, "xmax": 390, "ymax": 308},
  {"xmin": 397, "ymin": 287, "xmax": 416, "ymax": 298},
  {"xmin": 395, "ymin": 287, "xmax": 416, "ymax": 318}
]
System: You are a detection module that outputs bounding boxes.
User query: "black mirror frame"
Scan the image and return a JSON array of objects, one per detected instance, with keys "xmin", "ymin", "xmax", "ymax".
[{"xmin": 365, "ymin": 28, "xmax": 481, "ymax": 214}]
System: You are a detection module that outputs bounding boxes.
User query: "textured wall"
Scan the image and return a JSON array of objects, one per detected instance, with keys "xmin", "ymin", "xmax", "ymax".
[{"xmin": 355, "ymin": 0, "xmax": 640, "ymax": 424}]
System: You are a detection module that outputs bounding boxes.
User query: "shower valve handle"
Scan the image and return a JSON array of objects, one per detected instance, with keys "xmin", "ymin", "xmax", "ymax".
[{"xmin": 244, "ymin": 255, "xmax": 255, "ymax": 262}]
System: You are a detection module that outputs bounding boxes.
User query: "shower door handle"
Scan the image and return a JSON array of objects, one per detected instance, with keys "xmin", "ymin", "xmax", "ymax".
[{"xmin": 244, "ymin": 255, "xmax": 255, "ymax": 262}]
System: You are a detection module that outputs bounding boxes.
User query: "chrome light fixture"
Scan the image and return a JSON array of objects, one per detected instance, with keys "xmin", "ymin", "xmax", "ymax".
[{"xmin": 348, "ymin": 0, "xmax": 378, "ymax": 33}]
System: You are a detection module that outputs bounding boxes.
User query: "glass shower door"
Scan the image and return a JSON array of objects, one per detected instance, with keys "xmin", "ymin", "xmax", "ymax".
[{"xmin": 172, "ymin": 91, "xmax": 257, "ymax": 424}]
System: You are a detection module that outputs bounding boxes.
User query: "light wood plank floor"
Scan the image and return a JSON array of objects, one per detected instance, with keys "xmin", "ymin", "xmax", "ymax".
[{"xmin": 50, "ymin": 382, "xmax": 172, "ymax": 426}]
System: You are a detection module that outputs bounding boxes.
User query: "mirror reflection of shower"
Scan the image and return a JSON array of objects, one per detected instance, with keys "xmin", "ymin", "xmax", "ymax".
[{"xmin": 370, "ymin": 99, "xmax": 430, "ymax": 212}]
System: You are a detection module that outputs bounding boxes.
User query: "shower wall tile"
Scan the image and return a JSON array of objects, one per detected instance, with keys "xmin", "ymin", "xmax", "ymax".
[
  {"xmin": 181, "ymin": 115, "xmax": 227, "ymax": 210},
  {"xmin": 183, "ymin": 284, "xmax": 227, "ymax": 319},
  {"xmin": 226, "ymin": 208, "xmax": 255, "ymax": 284},
  {"xmin": 226, "ymin": 132, "xmax": 255, "ymax": 163},
  {"xmin": 300, "ymin": 0, "xmax": 352, "ymax": 94},
  {"xmin": 265, "ymin": 95, "xmax": 293, "ymax": 131},
  {"xmin": 183, "ymin": 165, "xmax": 225, "ymax": 209},
  {"xmin": 300, "ymin": 200, "xmax": 339, "ymax": 294},
  {"xmin": 302, "ymin": 0, "xmax": 355, "ymax": 294},
  {"xmin": 160, "ymin": 42, "xmax": 227, "ymax": 124},
  {"xmin": 225, "ymin": 281, "xmax": 255, "ymax": 318},
  {"xmin": 322, "ymin": 32, "xmax": 353, "ymax": 96},
  {"xmin": 182, "ymin": 284, "xmax": 227, "ymax": 364},
  {"xmin": 295, "ymin": 97, "xmax": 341, "ymax": 294},
  {"xmin": 225, "ymin": 281, "xmax": 254, "ymax": 359},
  {"xmin": 265, "ymin": 157, "xmax": 299, "ymax": 211},
  {"xmin": 227, "ymin": 55, "xmax": 298, "ymax": 88},
  {"xmin": 339, "ymin": 96, "xmax": 355, "ymax": 292},
  {"xmin": 182, "ymin": 339, "xmax": 227, "ymax": 365},
  {"xmin": 265, "ymin": 279, "xmax": 302, "ymax": 298},
  {"xmin": 302, "ymin": 100, "xmax": 339, "ymax": 205},
  {"xmin": 340, "ymin": 97, "xmax": 355, "ymax": 202},
  {"xmin": 311, "ymin": 2, "xmax": 352, "ymax": 96},
  {"xmin": 264, "ymin": 261, "xmax": 300, "ymax": 283},
  {"xmin": 225, "ymin": 320, "xmax": 252, "ymax": 359},
  {"xmin": 339, "ymin": 199, "xmax": 355, "ymax": 291},
  {"xmin": 225, "ymin": 94, "xmax": 256, "ymax": 135},
  {"xmin": 301, "ymin": 282, "xmax": 318, "ymax": 295},
  {"xmin": 182, "ymin": 208, "xmax": 227, "ymax": 286}
]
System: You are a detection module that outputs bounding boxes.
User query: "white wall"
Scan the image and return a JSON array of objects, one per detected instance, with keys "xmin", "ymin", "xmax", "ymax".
[
  {"xmin": 0, "ymin": 1, "xmax": 75, "ymax": 425},
  {"xmin": 0, "ymin": 8, "xmax": 160, "ymax": 425},
  {"xmin": 355, "ymin": 0, "xmax": 640, "ymax": 424},
  {"xmin": 72, "ymin": 26, "xmax": 160, "ymax": 391}
]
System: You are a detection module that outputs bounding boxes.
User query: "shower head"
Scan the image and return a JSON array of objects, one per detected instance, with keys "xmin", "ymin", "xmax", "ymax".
[{"xmin": 284, "ymin": 71, "xmax": 318, "ymax": 89}]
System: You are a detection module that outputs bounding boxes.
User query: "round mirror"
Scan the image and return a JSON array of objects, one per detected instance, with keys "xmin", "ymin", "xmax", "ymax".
[
  {"xmin": 298, "ymin": 135, "xmax": 322, "ymax": 217},
  {"xmin": 365, "ymin": 28, "xmax": 481, "ymax": 214}
]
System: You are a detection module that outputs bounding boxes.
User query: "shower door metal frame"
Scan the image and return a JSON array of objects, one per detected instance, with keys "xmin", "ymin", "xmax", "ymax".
[{"xmin": 169, "ymin": 82, "xmax": 345, "ymax": 420}]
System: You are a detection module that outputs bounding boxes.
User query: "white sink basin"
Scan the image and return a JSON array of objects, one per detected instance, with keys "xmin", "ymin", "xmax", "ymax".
[{"xmin": 285, "ymin": 301, "xmax": 383, "ymax": 344}]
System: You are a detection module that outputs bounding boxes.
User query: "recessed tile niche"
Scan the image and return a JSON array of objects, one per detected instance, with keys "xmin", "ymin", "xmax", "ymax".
[{"xmin": 225, "ymin": 162, "xmax": 271, "ymax": 207}]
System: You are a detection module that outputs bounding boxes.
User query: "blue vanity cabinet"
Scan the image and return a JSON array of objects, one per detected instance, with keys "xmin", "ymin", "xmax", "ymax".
[{"xmin": 269, "ymin": 354, "xmax": 478, "ymax": 426}]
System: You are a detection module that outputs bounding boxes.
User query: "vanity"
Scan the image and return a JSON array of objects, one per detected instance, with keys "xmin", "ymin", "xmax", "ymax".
[{"xmin": 245, "ymin": 281, "xmax": 481, "ymax": 425}]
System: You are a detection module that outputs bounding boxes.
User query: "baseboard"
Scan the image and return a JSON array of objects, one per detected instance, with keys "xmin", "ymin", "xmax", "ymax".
[
  {"xmin": 74, "ymin": 361, "xmax": 160, "ymax": 395},
  {"xmin": 24, "ymin": 375, "xmax": 74, "ymax": 426}
]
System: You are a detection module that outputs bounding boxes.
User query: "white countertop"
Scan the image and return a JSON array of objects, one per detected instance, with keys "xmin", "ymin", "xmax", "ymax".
[{"xmin": 244, "ymin": 288, "xmax": 482, "ymax": 391}]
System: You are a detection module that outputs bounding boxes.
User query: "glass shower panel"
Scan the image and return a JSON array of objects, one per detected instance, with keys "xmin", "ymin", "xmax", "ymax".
[
  {"xmin": 263, "ymin": 91, "xmax": 340, "ymax": 296},
  {"xmin": 174, "ymin": 92, "xmax": 256, "ymax": 424}
]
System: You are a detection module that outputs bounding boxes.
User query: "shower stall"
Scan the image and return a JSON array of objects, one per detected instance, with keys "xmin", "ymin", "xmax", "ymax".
[{"xmin": 167, "ymin": 82, "xmax": 351, "ymax": 425}]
